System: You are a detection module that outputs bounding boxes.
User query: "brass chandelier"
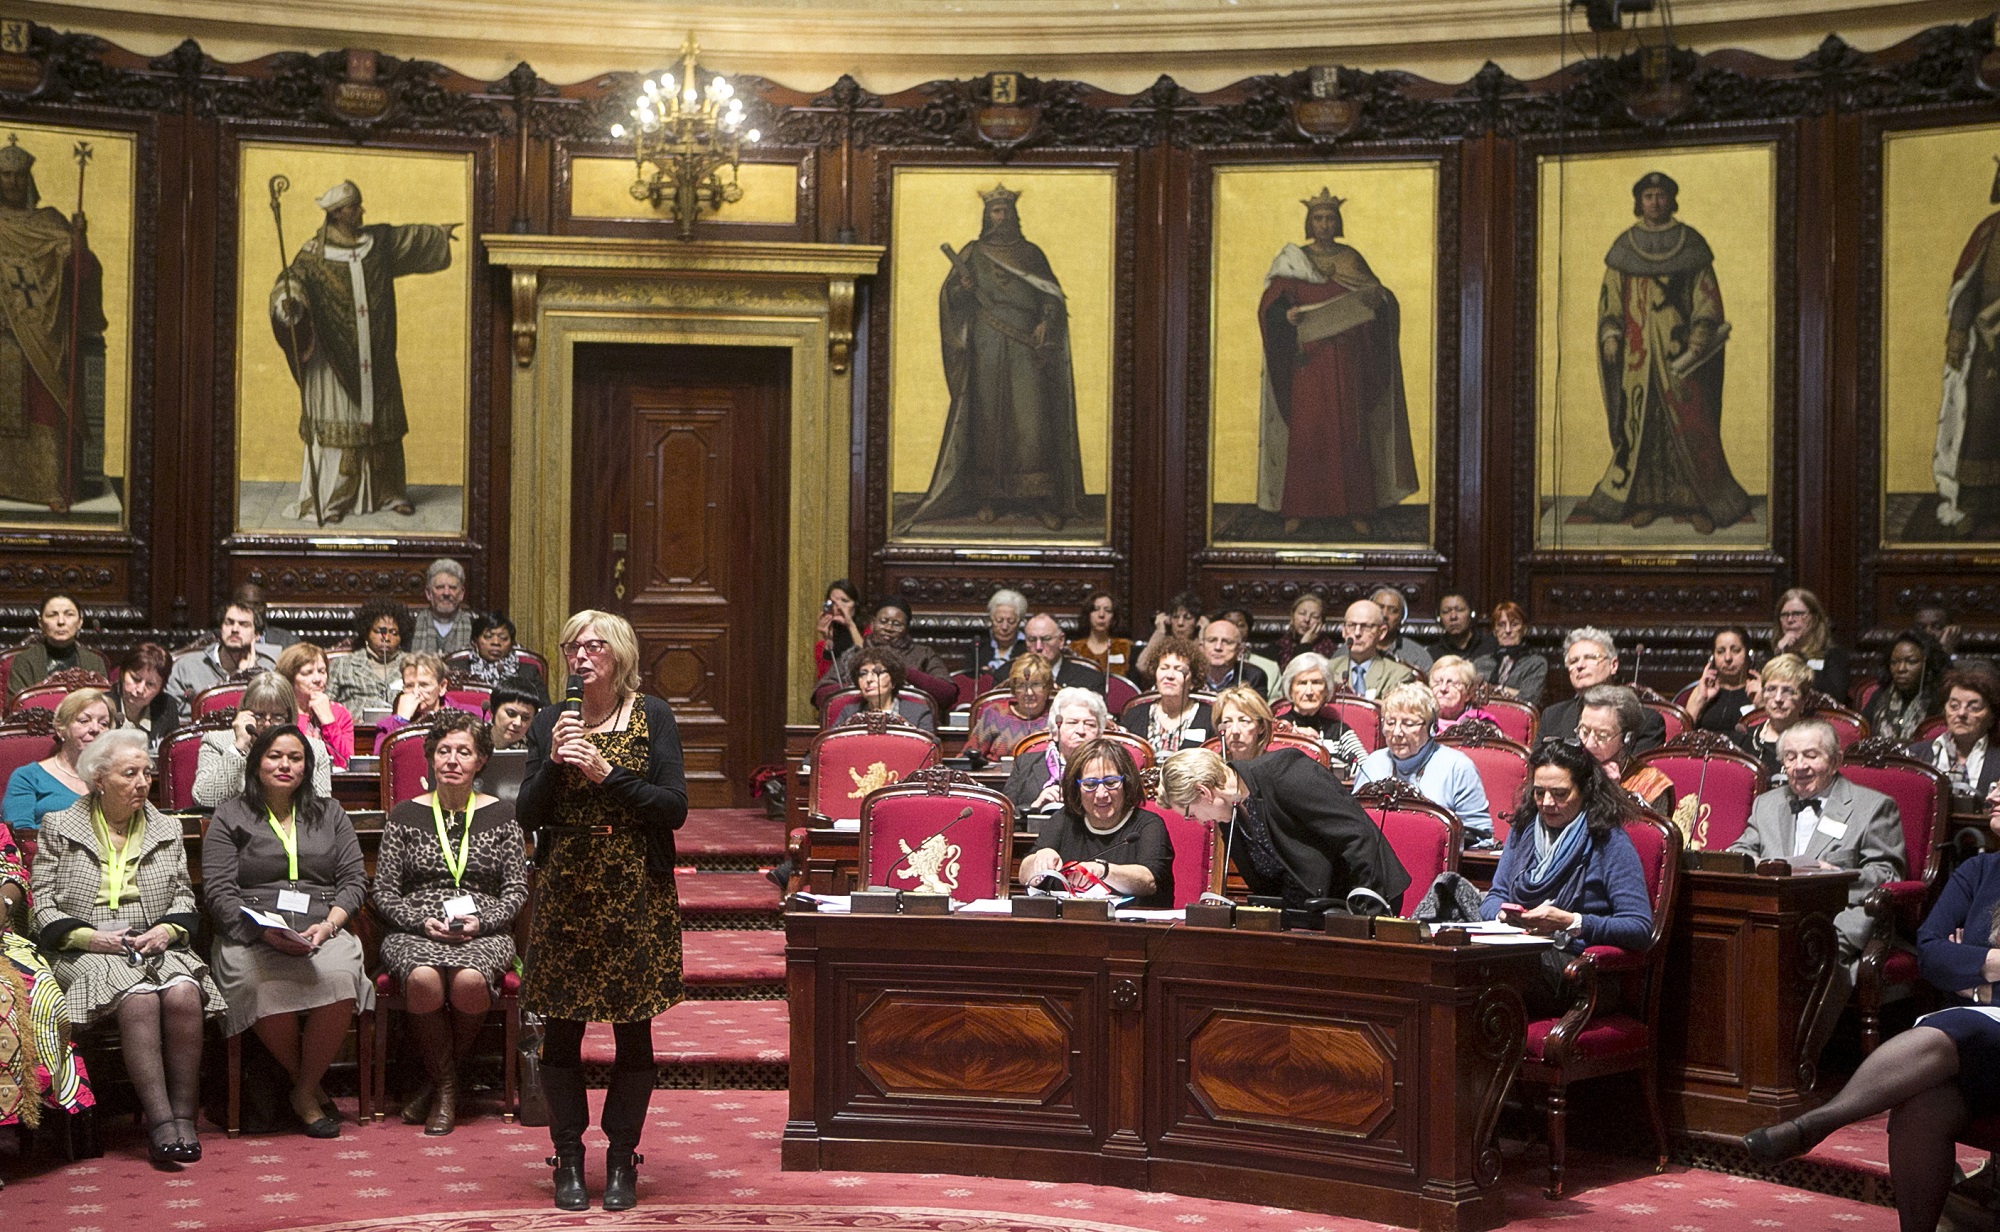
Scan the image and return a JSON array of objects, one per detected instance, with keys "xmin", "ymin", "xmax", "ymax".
[{"xmin": 610, "ymin": 34, "xmax": 760, "ymax": 240}]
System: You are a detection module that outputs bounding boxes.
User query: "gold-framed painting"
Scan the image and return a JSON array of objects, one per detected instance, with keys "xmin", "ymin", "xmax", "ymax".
[
  {"xmin": 886, "ymin": 164, "xmax": 1116, "ymax": 544},
  {"xmin": 1879, "ymin": 120, "xmax": 2000, "ymax": 546},
  {"xmin": 1207, "ymin": 160, "xmax": 1439, "ymax": 548},
  {"xmin": 0, "ymin": 119, "xmax": 136, "ymax": 530},
  {"xmin": 1534, "ymin": 141, "xmax": 1776, "ymax": 551},
  {"xmin": 233, "ymin": 141, "xmax": 472, "ymax": 535}
]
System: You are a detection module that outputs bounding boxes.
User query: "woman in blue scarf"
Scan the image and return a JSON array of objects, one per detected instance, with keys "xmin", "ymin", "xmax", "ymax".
[{"xmin": 1480, "ymin": 739, "xmax": 1654, "ymax": 1015}]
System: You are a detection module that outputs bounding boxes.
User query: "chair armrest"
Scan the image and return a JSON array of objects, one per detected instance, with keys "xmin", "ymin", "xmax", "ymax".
[
  {"xmin": 1579, "ymin": 944, "xmax": 1646, "ymax": 974},
  {"xmin": 1541, "ymin": 949, "xmax": 1608, "ymax": 1067},
  {"xmin": 1864, "ymin": 880, "xmax": 1929, "ymax": 933},
  {"xmin": 785, "ymin": 828, "xmax": 812, "ymax": 897}
]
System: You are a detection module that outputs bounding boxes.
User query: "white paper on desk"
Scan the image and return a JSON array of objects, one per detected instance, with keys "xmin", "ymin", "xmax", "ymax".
[
  {"xmin": 831, "ymin": 818, "xmax": 860, "ymax": 833},
  {"xmin": 1469, "ymin": 932, "xmax": 1554, "ymax": 946},
  {"xmin": 795, "ymin": 893, "xmax": 850, "ymax": 913},
  {"xmin": 1115, "ymin": 908, "xmax": 1186, "ymax": 922},
  {"xmin": 1431, "ymin": 919, "xmax": 1524, "ymax": 935},
  {"xmin": 956, "ymin": 898, "xmax": 1015, "ymax": 915},
  {"xmin": 241, "ymin": 906, "xmax": 312, "ymax": 948}
]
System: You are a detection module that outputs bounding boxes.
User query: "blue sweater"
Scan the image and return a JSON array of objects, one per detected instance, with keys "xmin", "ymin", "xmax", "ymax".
[
  {"xmin": 1354, "ymin": 743, "xmax": 1492, "ymax": 840},
  {"xmin": 1479, "ymin": 820, "xmax": 1654, "ymax": 953},
  {"xmin": 1918, "ymin": 851, "xmax": 2000, "ymax": 998},
  {"xmin": 2, "ymin": 762, "xmax": 79, "ymax": 833}
]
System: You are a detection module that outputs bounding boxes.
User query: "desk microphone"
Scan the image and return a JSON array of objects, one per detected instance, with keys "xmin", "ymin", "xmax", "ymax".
[
  {"xmin": 1197, "ymin": 804, "xmax": 1242, "ymax": 907},
  {"xmin": 914, "ymin": 806, "xmax": 977, "ymax": 855}
]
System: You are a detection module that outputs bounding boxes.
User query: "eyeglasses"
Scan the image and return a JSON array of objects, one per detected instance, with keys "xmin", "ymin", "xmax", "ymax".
[
  {"xmin": 1078, "ymin": 776, "xmax": 1124, "ymax": 793},
  {"xmin": 560, "ymin": 638, "xmax": 611, "ymax": 658},
  {"xmin": 1575, "ymin": 725, "xmax": 1621, "ymax": 743}
]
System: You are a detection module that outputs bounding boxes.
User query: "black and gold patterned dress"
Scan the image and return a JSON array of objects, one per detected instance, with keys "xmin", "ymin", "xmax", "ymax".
[{"xmin": 521, "ymin": 704, "xmax": 684, "ymax": 1021}]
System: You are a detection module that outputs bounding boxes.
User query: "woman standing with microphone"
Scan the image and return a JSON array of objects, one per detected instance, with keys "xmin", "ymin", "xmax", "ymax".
[{"xmin": 517, "ymin": 611, "xmax": 687, "ymax": 1212}]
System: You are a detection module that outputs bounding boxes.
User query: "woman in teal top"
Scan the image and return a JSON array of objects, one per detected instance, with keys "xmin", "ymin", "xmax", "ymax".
[{"xmin": 3, "ymin": 688, "xmax": 113, "ymax": 833}]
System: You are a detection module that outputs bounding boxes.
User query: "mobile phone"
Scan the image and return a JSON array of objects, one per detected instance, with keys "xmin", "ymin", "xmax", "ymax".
[
  {"xmin": 1498, "ymin": 904, "xmax": 1526, "ymax": 925},
  {"xmin": 448, "ymin": 918, "xmax": 467, "ymax": 933}
]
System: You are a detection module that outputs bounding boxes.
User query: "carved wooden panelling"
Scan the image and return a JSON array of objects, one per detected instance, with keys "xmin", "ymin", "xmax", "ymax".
[
  {"xmin": 1659, "ymin": 919, "xmax": 1746, "ymax": 1084},
  {"xmin": 636, "ymin": 406, "xmax": 729, "ymax": 599},
  {"xmin": 1186, "ymin": 1010, "xmax": 1396, "ymax": 1136},
  {"xmin": 855, "ymin": 992, "xmax": 1071, "ymax": 1102}
]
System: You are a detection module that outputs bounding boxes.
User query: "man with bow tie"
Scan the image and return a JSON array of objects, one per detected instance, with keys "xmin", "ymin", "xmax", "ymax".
[{"xmin": 1729, "ymin": 718, "xmax": 1904, "ymax": 1056}]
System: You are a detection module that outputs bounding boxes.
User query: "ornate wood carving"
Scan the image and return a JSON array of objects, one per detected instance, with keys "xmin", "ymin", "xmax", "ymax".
[
  {"xmin": 854, "ymin": 993, "xmax": 1070, "ymax": 1102},
  {"xmin": 1186, "ymin": 1010, "xmax": 1395, "ymax": 1134}
]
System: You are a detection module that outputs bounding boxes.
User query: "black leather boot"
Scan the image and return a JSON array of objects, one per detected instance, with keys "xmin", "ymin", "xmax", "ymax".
[
  {"xmin": 599, "ymin": 1064, "xmax": 657, "ymax": 1212},
  {"xmin": 539, "ymin": 1063, "xmax": 589, "ymax": 1211}
]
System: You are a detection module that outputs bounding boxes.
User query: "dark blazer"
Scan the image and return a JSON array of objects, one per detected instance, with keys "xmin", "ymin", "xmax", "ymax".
[
  {"xmin": 973, "ymin": 633, "xmax": 1028, "ymax": 676},
  {"xmin": 518, "ymin": 694, "xmax": 689, "ymax": 874},
  {"xmin": 1004, "ymin": 752, "xmax": 1059, "ymax": 815},
  {"xmin": 1117, "ymin": 700, "xmax": 1214, "ymax": 753},
  {"xmin": 1428, "ymin": 629, "xmax": 1501, "ymax": 680},
  {"xmin": 1198, "ymin": 661, "xmax": 1268, "ymax": 696},
  {"xmin": 1055, "ymin": 657, "xmax": 1110, "ymax": 693},
  {"xmin": 1231, "ymin": 748, "xmax": 1410, "ymax": 907},
  {"xmin": 1909, "ymin": 735, "xmax": 2000, "ymax": 806},
  {"xmin": 1542, "ymin": 695, "xmax": 1666, "ymax": 757},
  {"xmin": 1918, "ymin": 851, "xmax": 2000, "ymax": 997},
  {"xmin": 1491, "ymin": 649, "xmax": 1548, "ymax": 706}
]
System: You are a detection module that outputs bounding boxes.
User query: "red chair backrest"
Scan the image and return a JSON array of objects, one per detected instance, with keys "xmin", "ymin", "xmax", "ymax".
[
  {"xmin": 1156, "ymin": 805, "xmax": 1220, "ymax": 907},
  {"xmin": 1644, "ymin": 699, "xmax": 1692, "ymax": 745},
  {"xmin": 1477, "ymin": 696, "xmax": 1539, "ymax": 745},
  {"xmin": 1354, "ymin": 779, "xmax": 1460, "ymax": 915},
  {"xmin": 0, "ymin": 717, "xmax": 55, "ymax": 797},
  {"xmin": 1328, "ymin": 692, "xmax": 1383, "ymax": 752},
  {"xmin": 952, "ymin": 672, "xmax": 978, "ymax": 708},
  {"xmin": 968, "ymin": 687, "xmax": 1015, "ymax": 731},
  {"xmin": 1103, "ymin": 673, "xmax": 1141, "ymax": 716},
  {"xmin": 193, "ymin": 683, "xmax": 247, "ymax": 719},
  {"xmin": 1117, "ymin": 690, "xmax": 1216, "ymax": 720},
  {"xmin": 1014, "ymin": 727, "xmax": 1154, "ymax": 769},
  {"xmin": 820, "ymin": 688, "xmax": 865, "ymax": 728},
  {"xmin": 381, "ymin": 725, "xmax": 434, "ymax": 810},
  {"xmin": 1819, "ymin": 704, "xmax": 1871, "ymax": 749},
  {"xmin": 1620, "ymin": 814, "xmax": 1682, "ymax": 1017},
  {"xmin": 1629, "ymin": 732, "xmax": 1763, "ymax": 852},
  {"xmin": 1840, "ymin": 738, "xmax": 1950, "ymax": 890},
  {"xmin": 807, "ymin": 719, "xmax": 943, "ymax": 827},
  {"xmin": 858, "ymin": 770, "xmax": 1012, "ymax": 902},
  {"xmin": 9, "ymin": 685, "xmax": 69, "ymax": 715},
  {"xmin": 1851, "ymin": 679, "xmax": 1881, "ymax": 712},
  {"xmin": 159, "ymin": 721, "xmax": 227, "ymax": 812},
  {"xmin": 1915, "ymin": 714, "xmax": 1948, "ymax": 743},
  {"xmin": 0, "ymin": 646, "xmax": 19, "ymax": 708},
  {"xmin": 1435, "ymin": 724, "xmax": 1530, "ymax": 842},
  {"xmin": 1203, "ymin": 728, "xmax": 1330, "ymax": 769},
  {"xmin": 444, "ymin": 685, "xmax": 492, "ymax": 713}
]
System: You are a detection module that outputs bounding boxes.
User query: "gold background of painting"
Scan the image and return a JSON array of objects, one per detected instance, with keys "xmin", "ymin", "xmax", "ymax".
[
  {"xmin": 569, "ymin": 157, "xmax": 800, "ymax": 224},
  {"xmin": 1207, "ymin": 161, "xmax": 1438, "ymax": 533},
  {"xmin": 1881, "ymin": 121, "xmax": 2000, "ymax": 536},
  {"xmin": 0, "ymin": 122, "xmax": 134, "ymax": 491},
  {"xmin": 234, "ymin": 143, "xmax": 472, "ymax": 489},
  {"xmin": 1535, "ymin": 143, "xmax": 1775, "ymax": 538},
  {"xmin": 887, "ymin": 166, "xmax": 1115, "ymax": 531}
]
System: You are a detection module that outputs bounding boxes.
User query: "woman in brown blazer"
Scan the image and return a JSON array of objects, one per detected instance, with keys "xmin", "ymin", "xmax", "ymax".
[{"xmin": 31, "ymin": 728, "xmax": 223, "ymax": 1166}]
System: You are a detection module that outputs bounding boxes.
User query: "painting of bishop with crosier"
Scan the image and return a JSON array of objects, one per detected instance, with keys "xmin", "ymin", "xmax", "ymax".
[{"xmin": 235, "ymin": 142, "xmax": 472, "ymax": 535}]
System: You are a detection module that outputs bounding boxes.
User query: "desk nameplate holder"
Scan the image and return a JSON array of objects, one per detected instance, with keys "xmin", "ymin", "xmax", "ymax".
[
  {"xmin": 1325, "ymin": 913, "xmax": 1428, "ymax": 943},
  {"xmin": 850, "ymin": 888, "xmax": 902, "ymax": 914},
  {"xmin": 1008, "ymin": 895, "xmax": 1112, "ymax": 920},
  {"xmin": 1686, "ymin": 849, "xmax": 1757, "ymax": 873}
]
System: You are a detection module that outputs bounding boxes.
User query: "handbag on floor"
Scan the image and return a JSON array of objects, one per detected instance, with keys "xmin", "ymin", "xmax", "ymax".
[{"xmin": 515, "ymin": 1011, "xmax": 549, "ymax": 1126}]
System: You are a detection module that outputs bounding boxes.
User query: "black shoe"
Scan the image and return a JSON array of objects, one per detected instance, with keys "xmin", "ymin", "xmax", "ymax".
[
  {"xmin": 547, "ymin": 1151, "xmax": 588, "ymax": 1211},
  {"xmin": 145, "ymin": 1120, "xmax": 184, "ymax": 1168},
  {"xmin": 1742, "ymin": 1121, "xmax": 1807, "ymax": 1164},
  {"xmin": 171, "ymin": 1118, "xmax": 202, "ymax": 1163},
  {"xmin": 604, "ymin": 1149, "xmax": 642, "ymax": 1211}
]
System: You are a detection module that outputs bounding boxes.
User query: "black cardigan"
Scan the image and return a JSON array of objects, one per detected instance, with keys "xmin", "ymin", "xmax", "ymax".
[{"xmin": 517, "ymin": 695, "xmax": 689, "ymax": 871}]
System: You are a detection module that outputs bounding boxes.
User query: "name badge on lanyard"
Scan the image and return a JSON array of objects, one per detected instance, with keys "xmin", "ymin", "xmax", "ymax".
[
  {"xmin": 277, "ymin": 888, "xmax": 311, "ymax": 914},
  {"xmin": 267, "ymin": 809, "xmax": 307, "ymax": 915}
]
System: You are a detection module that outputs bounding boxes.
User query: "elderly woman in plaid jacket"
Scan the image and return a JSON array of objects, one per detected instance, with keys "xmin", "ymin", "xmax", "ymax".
[{"xmin": 31, "ymin": 728, "xmax": 223, "ymax": 1167}]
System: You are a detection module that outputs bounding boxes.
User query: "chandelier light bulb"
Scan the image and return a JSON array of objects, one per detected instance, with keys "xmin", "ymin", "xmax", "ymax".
[
  {"xmin": 611, "ymin": 123, "xmax": 626, "ymax": 138},
  {"xmin": 746, "ymin": 128, "xmax": 760, "ymax": 143},
  {"xmin": 642, "ymin": 79, "xmax": 657, "ymax": 96},
  {"xmin": 660, "ymin": 73, "xmax": 675, "ymax": 94}
]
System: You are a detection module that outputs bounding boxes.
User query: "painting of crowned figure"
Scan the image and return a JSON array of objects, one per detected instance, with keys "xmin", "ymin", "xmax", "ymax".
[
  {"xmin": 887, "ymin": 166, "xmax": 1115, "ymax": 544},
  {"xmin": 1208, "ymin": 162, "xmax": 1437, "ymax": 547}
]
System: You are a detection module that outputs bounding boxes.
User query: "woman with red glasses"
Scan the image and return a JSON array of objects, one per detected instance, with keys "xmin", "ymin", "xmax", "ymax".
[{"xmin": 516, "ymin": 610, "xmax": 687, "ymax": 1214}]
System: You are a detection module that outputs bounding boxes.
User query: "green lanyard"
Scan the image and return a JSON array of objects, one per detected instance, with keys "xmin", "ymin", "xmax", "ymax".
[
  {"xmin": 430, "ymin": 793, "xmax": 476, "ymax": 887},
  {"xmin": 265, "ymin": 808, "xmax": 299, "ymax": 882},
  {"xmin": 92, "ymin": 803, "xmax": 136, "ymax": 909}
]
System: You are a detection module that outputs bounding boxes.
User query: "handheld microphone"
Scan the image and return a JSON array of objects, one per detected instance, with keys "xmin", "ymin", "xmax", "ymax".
[{"xmin": 563, "ymin": 674, "xmax": 583, "ymax": 714}]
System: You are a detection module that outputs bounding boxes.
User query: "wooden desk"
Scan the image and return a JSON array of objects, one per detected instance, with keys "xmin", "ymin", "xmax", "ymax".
[
  {"xmin": 783, "ymin": 910, "xmax": 1544, "ymax": 1232},
  {"xmin": 1658, "ymin": 867, "xmax": 1853, "ymax": 1140}
]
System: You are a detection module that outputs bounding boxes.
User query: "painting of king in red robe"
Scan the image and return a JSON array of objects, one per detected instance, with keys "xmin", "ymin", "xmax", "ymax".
[{"xmin": 1254, "ymin": 188, "xmax": 1418, "ymax": 538}]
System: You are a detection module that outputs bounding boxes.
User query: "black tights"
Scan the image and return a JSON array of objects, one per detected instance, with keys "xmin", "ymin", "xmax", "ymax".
[
  {"xmin": 1769, "ymin": 1025, "xmax": 1965, "ymax": 1232},
  {"xmin": 541, "ymin": 1018, "xmax": 652, "ymax": 1070}
]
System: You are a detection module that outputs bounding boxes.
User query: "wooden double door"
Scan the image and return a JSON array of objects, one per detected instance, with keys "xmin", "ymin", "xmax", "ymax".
[{"xmin": 571, "ymin": 344, "xmax": 791, "ymax": 807}]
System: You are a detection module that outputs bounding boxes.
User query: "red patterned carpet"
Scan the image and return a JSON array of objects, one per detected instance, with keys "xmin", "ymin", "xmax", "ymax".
[{"xmin": 0, "ymin": 1088, "xmax": 1901, "ymax": 1232}]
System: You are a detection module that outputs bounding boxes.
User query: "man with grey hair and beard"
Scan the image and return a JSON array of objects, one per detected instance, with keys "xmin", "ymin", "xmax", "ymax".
[
  {"xmin": 271, "ymin": 179, "xmax": 459, "ymax": 522},
  {"xmin": 410, "ymin": 557, "xmax": 474, "ymax": 656}
]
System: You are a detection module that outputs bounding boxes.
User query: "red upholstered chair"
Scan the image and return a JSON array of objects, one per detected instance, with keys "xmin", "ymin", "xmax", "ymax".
[
  {"xmin": 1631, "ymin": 685, "xmax": 1693, "ymax": 745},
  {"xmin": 192, "ymin": 682, "xmax": 247, "ymax": 720},
  {"xmin": 1014, "ymin": 727, "xmax": 1154, "ymax": 770},
  {"xmin": 0, "ymin": 709, "xmax": 55, "ymax": 790},
  {"xmin": 1103, "ymin": 673, "xmax": 1141, "ymax": 717},
  {"xmin": 1325, "ymin": 686, "xmax": 1383, "ymax": 753},
  {"xmin": 1628, "ymin": 731, "xmax": 1764, "ymax": 853},
  {"xmin": 1473, "ymin": 691, "xmax": 1539, "ymax": 745},
  {"xmin": 952, "ymin": 672, "xmax": 979, "ymax": 708},
  {"xmin": 379, "ymin": 724, "xmax": 435, "ymax": 811},
  {"xmin": 1513, "ymin": 813, "xmax": 1681, "ymax": 1199},
  {"xmin": 1352, "ymin": 779, "xmax": 1460, "ymax": 915},
  {"xmin": 1117, "ymin": 689, "xmax": 1216, "ymax": 721},
  {"xmin": 1914, "ymin": 713, "xmax": 1948, "ymax": 743},
  {"xmin": 1851, "ymin": 679, "xmax": 1881, "ymax": 712},
  {"xmin": 806, "ymin": 715, "xmax": 943, "ymax": 829},
  {"xmin": 8, "ymin": 667, "xmax": 111, "ymax": 716},
  {"xmin": 1155, "ymin": 806, "xmax": 1222, "ymax": 907},
  {"xmin": 1201, "ymin": 727, "xmax": 1330, "ymax": 769},
  {"xmin": 444, "ymin": 684, "xmax": 493, "ymax": 713},
  {"xmin": 158, "ymin": 717, "xmax": 231, "ymax": 811},
  {"xmin": 0, "ymin": 645, "xmax": 20, "ymax": 709},
  {"xmin": 857, "ymin": 768, "xmax": 1012, "ymax": 902},
  {"xmin": 967, "ymin": 687, "xmax": 1015, "ymax": 732},
  {"xmin": 1818, "ymin": 702, "xmax": 1872, "ymax": 749},
  {"xmin": 1436, "ymin": 718, "xmax": 1531, "ymax": 843},
  {"xmin": 8, "ymin": 684, "xmax": 68, "ymax": 715},
  {"xmin": 1844, "ymin": 737, "xmax": 1953, "ymax": 1053},
  {"xmin": 365, "ymin": 890, "xmax": 528, "ymax": 1124},
  {"xmin": 819, "ymin": 688, "xmax": 864, "ymax": 729}
]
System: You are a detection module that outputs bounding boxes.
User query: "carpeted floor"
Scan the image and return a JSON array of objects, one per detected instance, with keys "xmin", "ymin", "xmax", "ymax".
[{"xmin": 0, "ymin": 1087, "xmax": 1903, "ymax": 1232}]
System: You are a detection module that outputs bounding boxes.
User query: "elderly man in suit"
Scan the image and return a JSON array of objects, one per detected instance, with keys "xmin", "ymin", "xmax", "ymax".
[
  {"xmin": 1326, "ymin": 599, "xmax": 1415, "ymax": 700},
  {"xmin": 1539, "ymin": 626, "xmax": 1666, "ymax": 755},
  {"xmin": 1729, "ymin": 717, "xmax": 1905, "ymax": 1058}
]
